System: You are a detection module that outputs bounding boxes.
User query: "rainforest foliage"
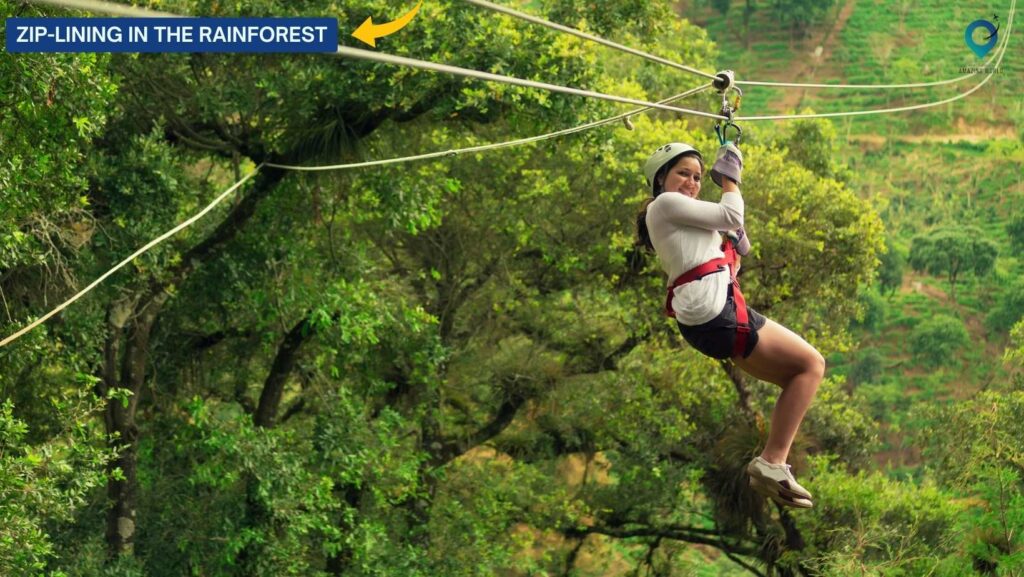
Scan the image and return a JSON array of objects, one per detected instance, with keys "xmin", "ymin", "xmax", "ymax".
[{"xmin": 2, "ymin": 0, "xmax": 1023, "ymax": 575}]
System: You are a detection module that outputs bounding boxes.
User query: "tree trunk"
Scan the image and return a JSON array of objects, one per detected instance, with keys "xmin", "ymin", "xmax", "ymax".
[
  {"xmin": 104, "ymin": 407, "xmax": 139, "ymax": 556},
  {"xmin": 236, "ymin": 473, "xmax": 271, "ymax": 576},
  {"xmin": 254, "ymin": 317, "xmax": 311, "ymax": 428},
  {"xmin": 101, "ymin": 290, "xmax": 165, "ymax": 557},
  {"xmin": 777, "ymin": 508, "xmax": 811, "ymax": 576},
  {"xmin": 235, "ymin": 316, "xmax": 315, "ymax": 573},
  {"xmin": 97, "ymin": 166, "xmax": 287, "ymax": 559}
]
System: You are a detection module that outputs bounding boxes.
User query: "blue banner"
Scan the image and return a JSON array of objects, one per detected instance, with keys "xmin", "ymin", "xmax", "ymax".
[{"xmin": 5, "ymin": 17, "xmax": 339, "ymax": 53}]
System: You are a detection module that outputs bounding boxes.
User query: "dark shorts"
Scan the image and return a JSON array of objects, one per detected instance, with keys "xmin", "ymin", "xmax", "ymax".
[{"xmin": 676, "ymin": 286, "xmax": 767, "ymax": 360}]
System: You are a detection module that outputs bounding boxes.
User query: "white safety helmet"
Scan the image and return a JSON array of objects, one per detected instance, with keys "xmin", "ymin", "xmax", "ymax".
[{"xmin": 643, "ymin": 143, "xmax": 703, "ymax": 196}]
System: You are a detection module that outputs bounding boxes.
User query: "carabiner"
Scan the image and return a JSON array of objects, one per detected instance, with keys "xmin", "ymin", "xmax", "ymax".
[
  {"xmin": 714, "ymin": 121, "xmax": 743, "ymax": 145},
  {"xmin": 712, "ymin": 70, "xmax": 744, "ymax": 145}
]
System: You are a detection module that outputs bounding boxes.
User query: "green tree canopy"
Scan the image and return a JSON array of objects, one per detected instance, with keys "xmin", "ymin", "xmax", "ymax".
[
  {"xmin": 878, "ymin": 235, "xmax": 906, "ymax": 297},
  {"xmin": 909, "ymin": 314, "xmax": 969, "ymax": 367},
  {"xmin": 985, "ymin": 279, "xmax": 1024, "ymax": 334},
  {"xmin": 908, "ymin": 225, "xmax": 998, "ymax": 301}
]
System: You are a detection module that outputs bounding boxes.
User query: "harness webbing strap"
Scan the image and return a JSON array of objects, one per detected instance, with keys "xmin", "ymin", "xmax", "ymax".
[{"xmin": 665, "ymin": 243, "xmax": 750, "ymax": 358}]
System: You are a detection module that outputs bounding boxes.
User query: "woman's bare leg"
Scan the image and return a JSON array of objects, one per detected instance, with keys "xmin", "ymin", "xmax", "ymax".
[{"xmin": 732, "ymin": 319, "xmax": 826, "ymax": 464}]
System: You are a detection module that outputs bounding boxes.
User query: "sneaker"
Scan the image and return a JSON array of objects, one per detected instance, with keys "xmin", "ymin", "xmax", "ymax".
[
  {"xmin": 749, "ymin": 476, "xmax": 813, "ymax": 509},
  {"xmin": 746, "ymin": 456, "xmax": 813, "ymax": 503}
]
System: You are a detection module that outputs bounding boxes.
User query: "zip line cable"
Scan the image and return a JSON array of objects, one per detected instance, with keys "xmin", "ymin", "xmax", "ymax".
[
  {"xmin": 8, "ymin": 0, "xmax": 725, "ymax": 350},
  {"xmin": 20, "ymin": 0, "xmax": 726, "ymax": 121},
  {"xmin": 335, "ymin": 28, "xmax": 1007, "ymax": 121},
  {"xmin": 736, "ymin": 63, "xmax": 1005, "ymax": 89},
  {"xmin": 0, "ymin": 165, "xmax": 264, "ymax": 349},
  {"xmin": 296, "ymin": 7, "xmax": 1015, "ymax": 122},
  {"xmin": 267, "ymin": 83, "xmax": 712, "ymax": 170},
  {"xmin": 0, "ymin": 79, "xmax": 710, "ymax": 348},
  {"xmin": 461, "ymin": 0, "xmax": 718, "ymax": 81},
  {"xmin": 330, "ymin": 44, "xmax": 728, "ymax": 120},
  {"xmin": 259, "ymin": 3, "xmax": 1013, "ymax": 164},
  {"xmin": 463, "ymin": 0, "xmax": 1009, "ymax": 91},
  {"xmin": 328, "ymin": 28, "xmax": 1013, "ymax": 122},
  {"xmin": 740, "ymin": 1, "xmax": 1014, "ymax": 121},
  {"xmin": 3, "ymin": 0, "xmax": 1015, "ymax": 347},
  {"xmin": 329, "ymin": 32, "xmax": 1014, "ymax": 122},
  {"xmin": 19, "ymin": 0, "xmax": 1016, "ymax": 123},
  {"xmin": 734, "ymin": 23, "xmax": 1007, "ymax": 89},
  {"xmin": 29, "ymin": 0, "xmax": 1008, "ymax": 92}
]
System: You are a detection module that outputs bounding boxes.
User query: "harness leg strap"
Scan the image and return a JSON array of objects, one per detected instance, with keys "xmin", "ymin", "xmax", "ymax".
[
  {"xmin": 732, "ymin": 282, "xmax": 750, "ymax": 359},
  {"xmin": 664, "ymin": 243, "xmax": 752, "ymax": 359}
]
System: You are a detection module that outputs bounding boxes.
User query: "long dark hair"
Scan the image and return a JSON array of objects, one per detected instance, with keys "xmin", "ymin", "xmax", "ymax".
[{"xmin": 634, "ymin": 151, "xmax": 703, "ymax": 253}]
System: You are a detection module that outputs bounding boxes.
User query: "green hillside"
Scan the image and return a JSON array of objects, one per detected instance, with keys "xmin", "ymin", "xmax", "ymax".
[{"xmin": 691, "ymin": 0, "xmax": 1023, "ymax": 135}]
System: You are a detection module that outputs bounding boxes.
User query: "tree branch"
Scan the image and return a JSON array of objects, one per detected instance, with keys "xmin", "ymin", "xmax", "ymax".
[
  {"xmin": 180, "ymin": 327, "xmax": 253, "ymax": 354},
  {"xmin": 432, "ymin": 323, "xmax": 650, "ymax": 466},
  {"xmin": 602, "ymin": 330, "xmax": 651, "ymax": 371},
  {"xmin": 559, "ymin": 522, "xmax": 759, "ymax": 558},
  {"xmin": 561, "ymin": 535, "xmax": 586, "ymax": 577},
  {"xmin": 718, "ymin": 359, "xmax": 758, "ymax": 424},
  {"xmin": 279, "ymin": 398, "xmax": 306, "ymax": 424},
  {"xmin": 723, "ymin": 549, "xmax": 767, "ymax": 577},
  {"xmin": 434, "ymin": 390, "xmax": 528, "ymax": 466},
  {"xmin": 632, "ymin": 537, "xmax": 661, "ymax": 577},
  {"xmin": 255, "ymin": 316, "xmax": 311, "ymax": 428}
]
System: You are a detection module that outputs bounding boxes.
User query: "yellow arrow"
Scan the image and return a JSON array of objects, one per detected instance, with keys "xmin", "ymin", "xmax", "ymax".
[{"xmin": 352, "ymin": 1, "xmax": 423, "ymax": 47}]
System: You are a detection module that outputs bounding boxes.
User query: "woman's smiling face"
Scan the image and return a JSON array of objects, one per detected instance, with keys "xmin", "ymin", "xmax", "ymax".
[{"xmin": 659, "ymin": 154, "xmax": 703, "ymax": 199}]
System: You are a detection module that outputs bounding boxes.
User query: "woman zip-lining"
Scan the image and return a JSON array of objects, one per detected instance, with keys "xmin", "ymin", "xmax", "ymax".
[{"xmin": 634, "ymin": 74, "xmax": 825, "ymax": 509}]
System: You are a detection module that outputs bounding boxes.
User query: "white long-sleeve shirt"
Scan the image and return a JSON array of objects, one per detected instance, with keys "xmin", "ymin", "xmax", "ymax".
[{"xmin": 645, "ymin": 191, "xmax": 745, "ymax": 325}]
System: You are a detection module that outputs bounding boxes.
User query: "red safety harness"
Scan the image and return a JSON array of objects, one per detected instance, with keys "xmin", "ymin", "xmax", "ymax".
[{"xmin": 664, "ymin": 242, "xmax": 749, "ymax": 358}]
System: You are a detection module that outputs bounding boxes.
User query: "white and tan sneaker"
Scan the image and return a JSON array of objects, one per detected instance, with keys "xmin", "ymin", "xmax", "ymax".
[
  {"xmin": 748, "ymin": 476, "xmax": 813, "ymax": 508},
  {"xmin": 746, "ymin": 456, "xmax": 813, "ymax": 509}
]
